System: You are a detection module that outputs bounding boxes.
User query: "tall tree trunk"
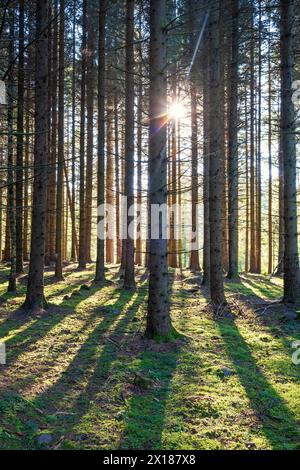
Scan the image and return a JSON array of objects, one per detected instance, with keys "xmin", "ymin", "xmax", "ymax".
[
  {"xmin": 95, "ymin": 0, "xmax": 107, "ymax": 282},
  {"xmin": 268, "ymin": 29, "xmax": 273, "ymax": 274},
  {"xmin": 46, "ymin": 0, "xmax": 57, "ymax": 266},
  {"xmin": 169, "ymin": 82, "xmax": 178, "ymax": 269},
  {"xmin": 7, "ymin": 8, "xmax": 16, "ymax": 292},
  {"xmin": 202, "ymin": 29, "xmax": 210, "ymax": 286},
  {"xmin": 245, "ymin": 87, "xmax": 249, "ymax": 273},
  {"xmin": 55, "ymin": 0, "xmax": 65, "ymax": 280},
  {"xmin": 220, "ymin": 9, "xmax": 228, "ymax": 274},
  {"xmin": 78, "ymin": 0, "xmax": 87, "ymax": 270},
  {"xmin": 115, "ymin": 93, "xmax": 121, "ymax": 264},
  {"xmin": 249, "ymin": 8, "xmax": 256, "ymax": 273},
  {"xmin": 256, "ymin": 1, "xmax": 262, "ymax": 274},
  {"xmin": 227, "ymin": 0, "xmax": 239, "ymax": 279},
  {"xmin": 189, "ymin": 79, "xmax": 200, "ymax": 272},
  {"xmin": 85, "ymin": 4, "xmax": 95, "ymax": 263},
  {"xmin": 177, "ymin": 119, "xmax": 182, "ymax": 271},
  {"xmin": 208, "ymin": 0, "xmax": 226, "ymax": 305},
  {"xmin": 3, "ymin": 201, "xmax": 10, "ymax": 262},
  {"xmin": 23, "ymin": 0, "xmax": 49, "ymax": 311},
  {"xmin": 23, "ymin": 91, "xmax": 30, "ymax": 262},
  {"xmin": 106, "ymin": 95, "xmax": 114, "ymax": 264},
  {"xmin": 71, "ymin": 0, "xmax": 76, "ymax": 261},
  {"xmin": 280, "ymin": 0, "xmax": 299, "ymax": 304},
  {"xmin": 16, "ymin": 0, "xmax": 24, "ymax": 274},
  {"xmin": 0, "ymin": 149, "xmax": 3, "ymax": 262},
  {"xmin": 277, "ymin": 104, "xmax": 284, "ymax": 276},
  {"xmin": 124, "ymin": 0, "xmax": 136, "ymax": 290},
  {"xmin": 188, "ymin": 0, "xmax": 200, "ymax": 273},
  {"xmin": 146, "ymin": 0, "xmax": 172, "ymax": 339},
  {"xmin": 135, "ymin": 82, "xmax": 143, "ymax": 266}
]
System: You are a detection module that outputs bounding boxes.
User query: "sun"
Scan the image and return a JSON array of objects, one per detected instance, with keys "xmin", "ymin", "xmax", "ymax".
[{"xmin": 168, "ymin": 101, "xmax": 186, "ymax": 121}]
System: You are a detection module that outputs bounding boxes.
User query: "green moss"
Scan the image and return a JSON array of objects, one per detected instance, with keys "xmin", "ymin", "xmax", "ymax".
[{"xmin": 0, "ymin": 269, "xmax": 300, "ymax": 450}]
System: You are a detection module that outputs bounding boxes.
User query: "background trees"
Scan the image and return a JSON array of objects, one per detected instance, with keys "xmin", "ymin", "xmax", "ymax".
[{"xmin": 0, "ymin": 0, "xmax": 299, "ymax": 317}]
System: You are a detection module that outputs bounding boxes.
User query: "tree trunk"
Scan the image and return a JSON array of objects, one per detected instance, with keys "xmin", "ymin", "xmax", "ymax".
[
  {"xmin": 55, "ymin": 0, "xmax": 65, "ymax": 280},
  {"xmin": 135, "ymin": 81, "xmax": 143, "ymax": 267},
  {"xmin": 71, "ymin": 0, "xmax": 76, "ymax": 261},
  {"xmin": 23, "ymin": 0, "xmax": 49, "ymax": 311},
  {"xmin": 45, "ymin": 0, "xmax": 57, "ymax": 266},
  {"xmin": 208, "ymin": 0, "xmax": 226, "ymax": 305},
  {"xmin": 202, "ymin": 29, "xmax": 210, "ymax": 286},
  {"xmin": 189, "ymin": 80, "xmax": 200, "ymax": 272},
  {"xmin": 124, "ymin": 0, "xmax": 136, "ymax": 290},
  {"xmin": 276, "ymin": 95, "xmax": 284, "ymax": 277},
  {"xmin": 106, "ymin": 95, "xmax": 114, "ymax": 264},
  {"xmin": 169, "ymin": 82, "xmax": 178, "ymax": 269},
  {"xmin": 280, "ymin": 0, "xmax": 299, "ymax": 304},
  {"xmin": 23, "ymin": 91, "xmax": 30, "ymax": 262},
  {"xmin": 268, "ymin": 29, "xmax": 273, "ymax": 274},
  {"xmin": 256, "ymin": 1, "xmax": 262, "ymax": 274},
  {"xmin": 0, "ymin": 149, "xmax": 3, "ymax": 262},
  {"xmin": 115, "ymin": 93, "xmax": 121, "ymax": 264},
  {"xmin": 16, "ymin": 0, "xmax": 25, "ymax": 274},
  {"xmin": 95, "ymin": 0, "xmax": 107, "ymax": 283},
  {"xmin": 78, "ymin": 0, "xmax": 87, "ymax": 270},
  {"xmin": 7, "ymin": 8, "xmax": 16, "ymax": 292},
  {"xmin": 85, "ymin": 4, "xmax": 95, "ymax": 263},
  {"xmin": 245, "ymin": 88, "xmax": 249, "ymax": 273},
  {"xmin": 227, "ymin": 0, "xmax": 239, "ymax": 279},
  {"xmin": 146, "ymin": 0, "xmax": 172, "ymax": 339},
  {"xmin": 249, "ymin": 8, "xmax": 256, "ymax": 273}
]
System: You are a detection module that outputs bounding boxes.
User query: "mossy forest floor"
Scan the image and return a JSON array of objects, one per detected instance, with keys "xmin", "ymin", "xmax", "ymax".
[{"xmin": 0, "ymin": 264, "xmax": 300, "ymax": 450}]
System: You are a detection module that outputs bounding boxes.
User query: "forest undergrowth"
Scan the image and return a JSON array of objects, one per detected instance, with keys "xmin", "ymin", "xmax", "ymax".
[{"xmin": 0, "ymin": 265, "xmax": 300, "ymax": 450}]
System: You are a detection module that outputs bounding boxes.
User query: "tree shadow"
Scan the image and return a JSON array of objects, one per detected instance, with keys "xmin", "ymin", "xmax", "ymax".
[
  {"xmin": 23, "ymin": 285, "xmax": 148, "ymax": 448},
  {"xmin": 232, "ymin": 277, "xmax": 300, "ymax": 357},
  {"xmin": 119, "ymin": 271, "xmax": 182, "ymax": 450},
  {"xmin": 239, "ymin": 276, "xmax": 283, "ymax": 301},
  {"xmin": 0, "ymin": 283, "xmax": 108, "ymax": 369},
  {"xmin": 120, "ymin": 340, "xmax": 182, "ymax": 450},
  {"xmin": 217, "ymin": 316, "xmax": 300, "ymax": 449}
]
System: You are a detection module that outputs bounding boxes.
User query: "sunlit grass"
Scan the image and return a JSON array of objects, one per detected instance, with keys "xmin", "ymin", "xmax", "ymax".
[{"xmin": 0, "ymin": 267, "xmax": 300, "ymax": 450}]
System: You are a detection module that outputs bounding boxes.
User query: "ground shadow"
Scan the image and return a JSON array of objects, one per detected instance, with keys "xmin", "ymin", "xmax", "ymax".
[
  {"xmin": 217, "ymin": 316, "xmax": 300, "ymax": 449},
  {"xmin": 120, "ymin": 341, "xmax": 182, "ymax": 450},
  {"xmin": 0, "ymin": 283, "xmax": 108, "ymax": 370},
  {"xmin": 120, "ymin": 270, "xmax": 183, "ymax": 450},
  {"xmin": 22, "ymin": 285, "xmax": 148, "ymax": 449}
]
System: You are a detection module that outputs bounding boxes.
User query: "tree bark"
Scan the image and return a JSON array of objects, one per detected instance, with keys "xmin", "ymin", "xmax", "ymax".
[
  {"xmin": 227, "ymin": 0, "xmax": 239, "ymax": 279},
  {"xmin": 71, "ymin": 0, "xmax": 76, "ymax": 261},
  {"xmin": 280, "ymin": 0, "xmax": 299, "ymax": 303},
  {"xmin": 106, "ymin": 95, "xmax": 114, "ymax": 264},
  {"xmin": 55, "ymin": 0, "xmax": 65, "ymax": 280},
  {"xmin": 208, "ymin": 0, "xmax": 226, "ymax": 305},
  {"xmin": 7, "ymin": 8, "xmax": 16, "ymax": 292},
  {"xmin": 85, "ymin": 3, "xmax": 95, "ymax": 263},
  {"xmin": 16, "ymin": 0, "xmax": 25, "ymax": 274},
  {"xmin": 146, "ymin": 0, "xmax": 172, "ymax": 339},
  {"xmin": 78, "ymin": 0, "xmax": 87, "ymax": 270},
  {"xmin": 124, "ymin": 0, "xmax": 136, "ymax": 290},
  {"xmin": 45, "ymin": 0, "xmax": 57, "ymax": 266},
  {"xmin": 115, "ymin": 93, "xmax": 121, "ymax": 264},
  {"xmin": 202, "ymin": 27, "xmax": 210, "ymax": 286},
  {"xmin": 95, "ymin": 0, "xmax": 107, "ymax": 283},
  {"xmin": 23, "ymin": 0, "xmax": 49, "ymax": 311}
]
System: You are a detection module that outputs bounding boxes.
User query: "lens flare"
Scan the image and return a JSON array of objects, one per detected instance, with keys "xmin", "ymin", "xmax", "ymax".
[{"xmin": 168, "ymin": 101, "xmax": 186, "ymax": 120}]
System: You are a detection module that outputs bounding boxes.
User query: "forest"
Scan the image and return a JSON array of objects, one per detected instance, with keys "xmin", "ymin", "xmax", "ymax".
[{"xmin": 0, "ymin": 0, "xmax": 300, "ymax": 454}]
